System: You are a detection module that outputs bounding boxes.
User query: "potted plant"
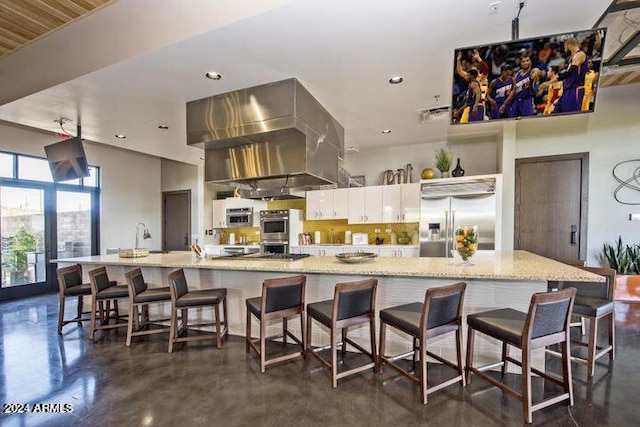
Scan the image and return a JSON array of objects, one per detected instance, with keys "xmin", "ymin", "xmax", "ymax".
[
  {"xmin": 435, "ymin": 148, "xmax": 452, "ymax": 178},
  {"xmin": 603, "ymin": 236, "xmax": 640, "ymax": 301}
]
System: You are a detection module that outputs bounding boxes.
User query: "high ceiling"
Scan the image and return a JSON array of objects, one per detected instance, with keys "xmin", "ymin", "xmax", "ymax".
[{"xmin": 0, "ymin": 0, "xmax": 633, "ymax": 165}]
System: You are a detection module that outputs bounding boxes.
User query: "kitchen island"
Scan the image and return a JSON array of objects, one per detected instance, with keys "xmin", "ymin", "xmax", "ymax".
[{"xmin": 54, "ymin": 251, "xmax": 601, "ymax": 368}]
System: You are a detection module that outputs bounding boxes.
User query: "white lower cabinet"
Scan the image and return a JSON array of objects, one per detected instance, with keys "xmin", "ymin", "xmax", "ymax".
[{"xmin": 377, "ymin": 247, "xmax": 419, "ymax": 258}]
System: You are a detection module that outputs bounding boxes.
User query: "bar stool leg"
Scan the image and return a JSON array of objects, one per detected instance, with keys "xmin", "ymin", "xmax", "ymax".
[
  {"xmin": 420, "ymin": 338, "xmax": 428, "ymax": 404},
  {"xmin": 456, "ymin": 328, "xmax": 465, "ymax": 386},
  {"xmin": 561, "ymin": 338, "xmax": 574, "ymax": 405},
  {"xmin": 587, "ymin": 317, "xmax": 598, "ymax": 377},
  {"xmin": 89, "ymin": 296, "xmax": 98, "ymax": 340},
  {"xmin": 77, "ymin": 296, "xmax": 84, "ymax": 325},
  {"xmin": 260, "ymin": 311, "xmax": 267, "ymax": 373},
  {"xmin": 283, "ymin": 317, "xmax": 288, "ymax": 347},
  {"xmin": 168, "ymin": 306, "xmax": 177, "ymax": 353},
  {"xmin": 58, "ymin": 293, "xmax": 65, "ymax": 334},
  {"xmin": 369, "ymin": 317, "xmax": 377, "ymax": 373},
  {"xmin": 501, "ymin": 342, "xmax": 509, "ymax": 376},
  {"xmin": 305, "ymin": 313, "xmax": 312, "ymax": 356},
  {"xmin": 522, "ymin": 347, "xmax": 533, "ymax": 424},
  {"xmin": 246, "ymin": 310, "xmax": 252, "ymax": 353},
  {"xmin": 331, "ymin": 327, "xmax": 338, "ymax": 388},
  {"xmin": 341, "ymin": 328, "xmax": 348, "ymax": 356},
  {"xmin": 465, "ymin": 326, "xmax": 475, "ymax": 384},
  {"xmin": 300, "ymin": 312, "xmax": 306, "ymax": 354},
  {"xmin": 609, "ymin": 311, "xmax": 615, "ymax": 360},
  {"xmin": 378, "ymin": 321, "xmax": 387, "ymax": 373},
  {"xmin": 126, "ymin": 304, "xmax": 137, "ymax": 347},
  {"xmin": 412, "ymin": 337, "xmax": 418, "ymax": 370},
  {"xmin": 215, "ymin": 304, "xmax": 222, "ymax": 349},
  {"xmin": 223, "ymin": 297, "xmax": 229, "ymax": 338}
]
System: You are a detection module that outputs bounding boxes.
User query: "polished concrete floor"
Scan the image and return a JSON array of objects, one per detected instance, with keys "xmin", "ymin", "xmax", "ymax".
[{"xmin": 1, "ymin": 294, "xmax": 639, "ymax": 426}]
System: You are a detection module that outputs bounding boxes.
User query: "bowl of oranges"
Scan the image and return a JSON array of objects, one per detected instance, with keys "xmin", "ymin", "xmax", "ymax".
[{"xmin": 455, "ymin": 225, "xmax": 478, "ymax": 264}]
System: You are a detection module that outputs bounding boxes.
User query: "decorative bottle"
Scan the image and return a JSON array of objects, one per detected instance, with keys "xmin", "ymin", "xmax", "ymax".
[{"xmin": 452, "ymin": 158, "xmax": 465, "ymax": 177}]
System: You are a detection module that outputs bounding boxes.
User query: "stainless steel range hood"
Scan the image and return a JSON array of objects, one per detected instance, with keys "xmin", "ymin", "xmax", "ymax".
[{"xmin": 187, "ymin": 78, "xmax": 344, "ymax": 199}]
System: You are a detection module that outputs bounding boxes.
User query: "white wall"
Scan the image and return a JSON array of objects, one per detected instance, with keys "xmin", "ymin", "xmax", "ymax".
[
  {"xmin": 0, "ymin": 122, "xmax": 162, "ymax": 253},
  {"xmin": 515, "ymin": 83, "xmax": 640, "ymax": 265},
  {"xmin": 343, "ymin": 137, "xmax": 498, "ymax": 186}
]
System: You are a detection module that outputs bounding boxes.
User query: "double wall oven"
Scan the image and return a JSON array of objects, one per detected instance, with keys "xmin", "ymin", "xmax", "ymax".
[{"xmin": 259, "ymin": 209, "xmax": 303, "ymax": 254}]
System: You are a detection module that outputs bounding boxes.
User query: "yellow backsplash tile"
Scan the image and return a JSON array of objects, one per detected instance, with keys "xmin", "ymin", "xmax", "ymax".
[{"xmin": 216, "ymin": 199, "xmax": 417, "ymax": 245}]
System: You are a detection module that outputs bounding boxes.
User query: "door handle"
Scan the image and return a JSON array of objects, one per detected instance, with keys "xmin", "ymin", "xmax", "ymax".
[
  {"xmin": 570, "ymin": 225, "xmax": 577, "ymax": 246},
  {"xmin": 184, "ymin": 234, "xmax": 189, "ymax": 246}
]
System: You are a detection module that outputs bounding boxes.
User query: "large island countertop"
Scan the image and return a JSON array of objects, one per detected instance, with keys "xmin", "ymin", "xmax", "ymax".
[{"xmin": 53, "ymin": 250, "xmax": 603, "ymax": 282}]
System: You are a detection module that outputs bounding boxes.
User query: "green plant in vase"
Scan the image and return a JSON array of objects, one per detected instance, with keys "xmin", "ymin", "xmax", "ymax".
[
  {"xmin": 603, "ymin": 236, "xmax": 632, "ymax": 274},
  {"xmin": 435, "ymin": 148, "xmax": 452, "ymax": 178}
]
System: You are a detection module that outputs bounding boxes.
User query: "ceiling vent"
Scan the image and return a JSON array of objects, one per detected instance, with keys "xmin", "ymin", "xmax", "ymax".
[{"xmin": 418, "ymin": 106, "xmax": 451, "ymax": 124}]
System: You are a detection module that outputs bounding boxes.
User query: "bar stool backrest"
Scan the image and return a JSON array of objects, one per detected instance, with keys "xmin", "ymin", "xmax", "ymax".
[
  {"xmin": 88, "ymin": 267, "xmax": 112, "ymax": 294},
  {"xmin": 168, "ymin": 269, "xmax": 189, "ymax": 301},
  {"xmin": 125, "ymin": 268, "xmax": 148, "ymax": 297},
  {"xmin": 557, "ymin": 266, "xmax": 616, "ymax": 300},
  {"xmin": 422, "ymin": 282, "xmax": 466, "ymax": 332},
  {"xmin": 525, "ymin": 287, "xmax": 576, "ymax": 343},
  {"xmin": 334, "ymin": 279, "xmax": 377, "ymax": 321},
  {"xmin": 57, "ymin": 264, "xmax": 83, "ymax": 292},
  {"xmin": 263, "ymin": 275, "xmax": 306, "ymax": 313}
]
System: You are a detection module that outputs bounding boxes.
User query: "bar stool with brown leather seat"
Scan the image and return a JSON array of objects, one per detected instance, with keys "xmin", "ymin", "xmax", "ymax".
[
  {"xmin": 547, "ymin": 266, "xmax": 616, "ymax": 377},
  {"xmin": 167, "ymin": 268, "xmax": 228, "ymax": 353},
  {"xmin": 306, "ymin": 278, "xmax": 377, "ymax": 388},
  {"xmin": 246, "ymin": 275, "xmax": 306, "ymax": 372},
  {"xmin": 465, "ymin": 287, "xmax": 577, "ymax": 424},
  {"xmin": 378, "ymin": 281, "xmax": 467, "ymax": 404},
  {"xmin": 57, "ymin": 264, "xmax": 95, "ymax": 334},
  {"xmin": 88, "ymin": 266, "xmax": 129, "ymax": 340},
  {"xmin": 124, "ymin": 267, "xmax": 172, "ymax": 347}
]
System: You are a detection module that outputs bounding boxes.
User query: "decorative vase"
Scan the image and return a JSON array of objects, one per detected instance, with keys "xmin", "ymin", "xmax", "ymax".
[
  {"xmin": 421, "ymin": 168, "xmax": 436, "ymax": 179},
  {"xmin": 455, "ymin": 225, "xmax": 478, "ymax": 265},
  {"xmin": 452, "ymin": 158, "xmax": 465, "ymax": 177},
  {"xmin": 397, "ymin": 231, "xmax": 410, "ymax": 245}
]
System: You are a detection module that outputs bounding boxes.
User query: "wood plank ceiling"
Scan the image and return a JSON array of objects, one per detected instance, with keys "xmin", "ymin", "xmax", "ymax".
[{"xmin": 0, "ymin": 0, "xmax": 117, "ymax": 59}]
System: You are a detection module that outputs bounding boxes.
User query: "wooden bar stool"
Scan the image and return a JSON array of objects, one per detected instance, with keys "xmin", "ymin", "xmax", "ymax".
[
  {"xmin": 124, "ymin": 268, "xmax": 172, "ymax": 347},
  {"xmin": 306, "ymin": 278, "xmax": 377, "ymax": 388},
  {"xmin": 57, "ymin": 264, "xmax": 93, "ymax": 334},
  {"xmin": 379, "ymin": 282, "xmax": 466, "ymax": 404},
  {"xmin": 246, "ymin": 275, "xmax": 306, "ymax": 372},
  {"xmin": 88, "ymin": 266, "xmax": 129, "ymax": 340},
  {"xmin": 547, "ymin": 266, "xmax": 616, "ymax": 377},
  {"xmin": 466, "ymin": 287, "xmax": 576, "ymax": 424},
  {"xmin": 167, "ymin": 268, "xmax": 228, "ymax": 353}
]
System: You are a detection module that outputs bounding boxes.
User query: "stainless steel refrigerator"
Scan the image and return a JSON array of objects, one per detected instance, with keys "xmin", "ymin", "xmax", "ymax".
[{"xmin": 419, "ymin": 176, "xmax": 500, "ymax": 257}]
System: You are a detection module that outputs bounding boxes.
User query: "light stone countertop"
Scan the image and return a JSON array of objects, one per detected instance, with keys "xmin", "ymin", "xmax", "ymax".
[{"xmin": 53, "ymin": 250, "xmax": 603, "ymax": 282}]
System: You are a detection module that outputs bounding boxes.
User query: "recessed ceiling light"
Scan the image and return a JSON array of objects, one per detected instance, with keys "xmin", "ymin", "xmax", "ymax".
[
  {"xmin": 382, "ymin": 129, "xmax": 392, "ymax": 134},
  {"xmin": 205, "ymin": 71, "xmax": 222, "ymax": 80},
  {"xmin": 200, "ymin": 157, "xmax": 205, "ymax": 160},
  {"xmin": 115, "ymin": 134, "xmax": 126, "ymax": 139},
  {"xmin": 158, "ymin": 125, "xmax": 169, "ymax": 130},
  {"xmin": 346, "ymin": 146, "xmax": 360, "ymax": 153},
  {"xmin": 389, "ymin": 76, "xmax": 404, "ymax": 84}
]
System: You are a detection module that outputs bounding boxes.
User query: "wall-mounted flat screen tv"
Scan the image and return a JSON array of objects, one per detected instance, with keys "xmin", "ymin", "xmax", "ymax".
[
  {"xmin": 44, "ymin": 137, "xmax": 90, "ymax": 182},
  {"xmin": 451, "ymin": 28, "xmax": 606, "ymax": 124}
]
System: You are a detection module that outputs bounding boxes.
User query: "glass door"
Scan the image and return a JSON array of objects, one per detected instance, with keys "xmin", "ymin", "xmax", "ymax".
[
  {"xmin": 56, "ymin": 191, "xmax": 93, "ymax": 260},
  {"xmin": 0, "ymin": 185, "xmax": 47, "ymax": 297}
]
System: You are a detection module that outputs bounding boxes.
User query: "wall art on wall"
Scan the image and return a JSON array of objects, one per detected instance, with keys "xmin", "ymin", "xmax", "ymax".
[{"xmin": 613, "ymin": 159, "xmax": 640, "ymax": 205}]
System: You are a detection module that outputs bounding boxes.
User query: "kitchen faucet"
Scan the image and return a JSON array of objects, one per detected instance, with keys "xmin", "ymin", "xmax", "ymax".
[{"xmin": 135, "ymin": 223, "xmax": 151, "ymax": 249}]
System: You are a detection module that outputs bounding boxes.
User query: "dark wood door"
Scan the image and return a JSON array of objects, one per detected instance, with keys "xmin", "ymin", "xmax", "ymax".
[
  {"xmin": 163, "ymin": 190, "xmax": 191, "ymax": 251},
  {"xmin": 515, "ymin": 153, "xmax": 588, "ymax": 261}
]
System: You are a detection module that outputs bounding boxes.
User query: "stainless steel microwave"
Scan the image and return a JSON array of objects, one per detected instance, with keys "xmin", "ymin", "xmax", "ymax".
[{"xmin": 226, "ymin": 207, "xmax": 253, "ymax": 228}]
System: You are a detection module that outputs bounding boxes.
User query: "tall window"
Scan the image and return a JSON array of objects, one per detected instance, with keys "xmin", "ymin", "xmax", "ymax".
[{"xmin": 0, "ymin": 150, "xmax": 100, "ymax": 298}]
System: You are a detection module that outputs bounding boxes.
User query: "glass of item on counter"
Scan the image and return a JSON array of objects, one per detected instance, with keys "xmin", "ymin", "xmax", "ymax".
[{"xmin": 455, "ymin": 225, "xmax": 478, "ymax": 265}]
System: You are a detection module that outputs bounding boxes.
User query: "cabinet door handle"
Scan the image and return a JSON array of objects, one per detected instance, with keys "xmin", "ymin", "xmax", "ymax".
[
  {"xmin": 365, "ymin": 215, "xmax": 368, "ymax": 222},
  {"xmin": 392, "ymin": 250, "xmax": 396, "ymax": 257},
  {"xmin": 334, "ymin": 211, "xmax": 337, "ymax": 217},
  {"xmin": 398, "ymin": 251, "xmax": 403, "ymax": 258},
  {"xmin": 319, "ymin": 212, "xmax": 323, "ymax": 218}
]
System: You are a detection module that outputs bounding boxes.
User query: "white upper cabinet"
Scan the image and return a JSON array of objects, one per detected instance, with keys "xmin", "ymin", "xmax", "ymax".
[
  {"xmin": 306, "ymin": 188, "xmax": 349, "ymax": 220},
  {"xmin": 382, "ymin": 185, "xmax": 402, "ymax": 223},
  {"xmin": 401, "ymin": 183, "xmax": 420, "ymax": 223},
  {"xmin": 212, "ymin": 199, "xmax": 227, "ymax": 228},
  {"xmin": 332, "ymin": 188, "xmax": 349, "ymax": 219},
  {"xmin": 348, "ymin": 186, "xmax": 383, "ymax": 224},
  {"xmin": 382, "ymin": 183, "xmax": 420, "ymax": 223}
]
